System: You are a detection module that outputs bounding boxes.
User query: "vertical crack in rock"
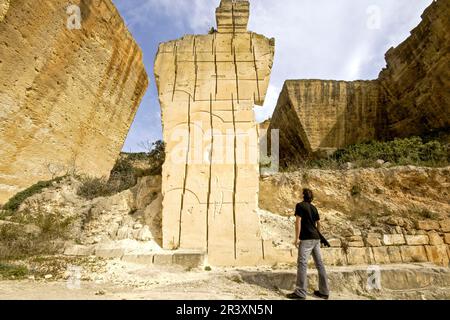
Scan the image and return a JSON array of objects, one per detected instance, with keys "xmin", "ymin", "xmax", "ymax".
[
  {"xmin": 253, "ymin": 46, "xmax": 261, "ymax": 103},
  {"xmin": 231, "ymin": 94, "xmax": 238, "ymax": 260},
  {"xmin": 206, "ymin": 94, "xmax": 214, "ymax": 254},
  {"xmin": 172, "ymin": 44, "xmax": 178, "ymax": 102},
  {"xmin": 231, "ymin": 2, "xmax": 236, "ymax": 34},
  {"xmin": 261, "ymin": 239, "xmax": 265, "ymax": 260},
  {"xmin": 178, "ymin": 96, "xmax": 192, "ymax": 248},
  {"xmin": 214, "ymin": 46, "xmax": 218, "ymax": 98},
  {"xmin": 193, "ymin": 37, "xmax": 198, "ymax": 101}
]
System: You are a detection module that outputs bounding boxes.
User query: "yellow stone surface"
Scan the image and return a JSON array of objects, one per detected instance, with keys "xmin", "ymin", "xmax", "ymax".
[
  {"xmin": 154, "ymin": 0, "xmax": 275, "ymax": 266},
  {"xmin": 0, "ymin": 0, "xmax": 148, "ymax": 204},
  {"xmin": 0, "ymin": 0, "xmax": 9, "ymax": 22}
]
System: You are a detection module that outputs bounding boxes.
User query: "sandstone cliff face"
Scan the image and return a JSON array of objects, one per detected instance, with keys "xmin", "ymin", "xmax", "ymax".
[
  {"xmin": 0, "ymin": 0, "xmax": 148, "ymax": 204},
  {"xmin": 270, "ymin": 0, "xmax": 449, "ymax": 165},
  {"xmin": 270, "ymin": 80, "xmax": 380, "ymax": 166},
  {"xmin": 378, "ymin": 0, "xmax": 450, "ymax": 139}
]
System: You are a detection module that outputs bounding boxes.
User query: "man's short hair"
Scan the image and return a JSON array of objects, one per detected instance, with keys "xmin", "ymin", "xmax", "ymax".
[{"xmin": 303, "ymin": 188, "xmax": 314, "ymax": 203}]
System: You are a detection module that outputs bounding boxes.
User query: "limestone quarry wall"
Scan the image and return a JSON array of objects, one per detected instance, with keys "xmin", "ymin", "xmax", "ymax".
[
  {"xmin": 378, "ymin": 0, "xmax": 450, "ymax": 139},
  {"xmin": 270, "ymin": 0, "xmax": 449, "ymax": 165},
  {"xmin": 270, "ymin": 80, "xmax": 380, "ymax": 166},
  {"xmin": 0, "ymin": 0, "xmax": 148, "ymax": 204}
]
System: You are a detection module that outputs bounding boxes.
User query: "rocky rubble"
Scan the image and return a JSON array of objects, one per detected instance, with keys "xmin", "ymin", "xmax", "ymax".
[
  {"xmin": 1, "ymin": 175, "xmax": 162, "ymax": 257},
  {"xmin": 259, "ymin": 166, "xmax": 450, "ymax": 266}
]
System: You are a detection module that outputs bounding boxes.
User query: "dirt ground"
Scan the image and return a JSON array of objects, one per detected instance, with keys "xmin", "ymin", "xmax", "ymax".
[{"xmin": 1, "ymin": 259, "xmax": 449, "ymax": 300}]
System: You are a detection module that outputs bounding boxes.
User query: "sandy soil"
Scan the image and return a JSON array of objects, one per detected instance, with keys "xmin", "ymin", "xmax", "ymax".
[{"xmin": 2, "ymin": 260, "xmax": 448, "ymax": 300}]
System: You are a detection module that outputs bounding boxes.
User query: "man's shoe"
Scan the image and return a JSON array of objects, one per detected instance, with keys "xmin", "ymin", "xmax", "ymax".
[
  {"xmin": 313, "ymin": 291, "xmax": 329, "ymax": 300},
  {"xmin": 286, "ymin": 292, "xmax": 306, "ymax": 300}
]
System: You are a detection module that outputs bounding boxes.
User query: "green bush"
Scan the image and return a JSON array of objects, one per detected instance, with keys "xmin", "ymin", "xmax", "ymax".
[
  {"xmin": 305, "ymin": 137, "xmax": 449, "ymax": 169},
  {"xmin": 3, "ymin": 176, "xmax": 66, "ymax": 212},
  {"xmin": 351, "ymin": 185, "xmax": 362, "ymax": 197},
  {"xmin": 77, "ymin": 141, "xmax": 165, "ymax": 199},
  {"xmin": 77, "ymin": 176, "xmax": 117, "ymax": 200},
  {"xmin": 0, "ymin": 212, "xmax": 73, "ymax": 261},
  {"xmin": 0, "ymin": 263, "xmax": 28, "ymax": 279},
  {"xmin": 147, "ymin": 140, "xmax": 166, "ymax": 175}
]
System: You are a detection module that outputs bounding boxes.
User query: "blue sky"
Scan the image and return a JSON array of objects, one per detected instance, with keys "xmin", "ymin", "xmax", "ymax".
[{"xmin": 113, "ymin": 0, "xmax": 433, "ymax": 152}]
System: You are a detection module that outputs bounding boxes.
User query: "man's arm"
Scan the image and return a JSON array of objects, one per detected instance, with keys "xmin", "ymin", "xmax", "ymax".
[
  {"xmin": 316, "ymin": 221, "xmax": 321, "ymax": 233},
  {"xmin": 294, "ymin": 216, "xmax": 301, "ymax": 247}
]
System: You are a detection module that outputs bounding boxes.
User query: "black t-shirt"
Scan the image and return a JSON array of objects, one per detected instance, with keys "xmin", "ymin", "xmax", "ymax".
[{"xmin": 295, "ymin": 202, "xmax": 320, "ymax": 240}]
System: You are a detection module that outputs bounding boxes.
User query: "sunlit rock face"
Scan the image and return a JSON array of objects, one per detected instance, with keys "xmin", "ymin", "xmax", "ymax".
[
  {"xmin": 154, "ymin": 0, "xmax": 279, "ymax": 266},
  {"xmin": 270, "ymin": 80, "xmax": 381, "ymax": 167},
  {"xmin": 0, "ymin": 0, "xmax": 148, "ymax": 204},
  {"xmin": 378, "ymin": 0, "xmax": 450, "ymax": 139}
]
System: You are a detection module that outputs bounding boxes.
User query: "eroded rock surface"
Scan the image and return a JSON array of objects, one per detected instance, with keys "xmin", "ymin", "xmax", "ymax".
[
  {"xmin": 378, "ymin": 0, "xmax": 450, "ymax": 138},
  {"xmin": 0, "ymin": 0, "xmax": 148, "ymax": 204},
  {"xmin": 270, "ymin": 80, "xmax": 381, "ymax": 166}
]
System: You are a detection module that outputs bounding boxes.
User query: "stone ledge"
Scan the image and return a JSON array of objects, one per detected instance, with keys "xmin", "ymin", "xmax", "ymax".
[
  {"xmin": 382, "ymin": 234, "xmax": 406, "ymax": 246},
  {"xmin": 405, "ymin": 235, "xmax": 429, "ymax": 245}
]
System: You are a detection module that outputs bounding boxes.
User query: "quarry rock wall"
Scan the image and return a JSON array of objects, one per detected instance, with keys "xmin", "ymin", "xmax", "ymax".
[
  {"xmin": 0, "ymin": 0, "xmax": 148, "ymax": 204},
  {"xmin": 378, "ymin": 0, "xmax": 450, "ymax": 139},
  {"xmin": 270, "ymin": 80, "xmax": 381, "ymax": 166},
  {"xmin": 270, "ymin": 0, "xmax": 449, "ymax": 166}
]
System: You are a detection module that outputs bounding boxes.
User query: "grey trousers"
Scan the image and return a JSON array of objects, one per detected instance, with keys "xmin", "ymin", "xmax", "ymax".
[{"xmin": 295, "ymin": 239, "xmax": 330, "ymax": 298}]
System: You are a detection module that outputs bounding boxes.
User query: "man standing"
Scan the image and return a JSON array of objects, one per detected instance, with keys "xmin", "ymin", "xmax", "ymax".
[{"xmin": 287, "ymin": 188, "xmax": 330, "ymax": 300}]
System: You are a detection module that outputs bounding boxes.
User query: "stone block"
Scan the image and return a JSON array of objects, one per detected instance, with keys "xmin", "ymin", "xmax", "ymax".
[
  {"xmin": 387, "ymin": 246, "xmax": 403, "ymax": 263},
  {"xmin": 440, "ymin": 219, "xmax": 450, "ymax": 232},
  {"xmin": 400, "ymin": 246, "xmax": 428, "ymax": 263},
  {"xmin": 366, "ymin": 236, "xmax": 382, "ymax": 247},
  {"xmin": 153, "ymin": 254, "xmax": 174, "ymax": 266},
  {"xmin": 348, "ymin": 241, "xmax": 365, "ymax": 247},
  {"xmin": 328, "ymin": 239, "xmax": 342, "ymax": 248},
  {"xmin": 172, "ymin": 252, "xmax": 205, "ymax": 268},
  {"xmin": 428, "ymin": 231, "xmax": 444, "ymax": 245},
  {"xmin": 416, "ymin": 220, "xmax": 440, "ymax": 231},
  {"xmin": 367, "ymin": 233, "xmax": 382, "ymax": 239},
  {"xmin": 425, "ymin": 245, "xmax": 449, "ymax": 267},
  {"xmin": 382, "ymin": 234, "xmax": 405, "ymax": 246},
  {"xmin": 262, "ymin": 241, "xmax": 296, "ymax": 265},
  {"xmin": 321, "ymin": 248, "xmax": 347, "ymax": 266},
  {"xmin": 444, "ymin": 234, "xmax": 450, "ymax": 245},
  {"xmin": 346, "ymin": 247, "xmax": 373, "ymax": 265},
  {"xmin": 372, "ymin": 247, "xmax": 390, "ymax": 264},
  {"xmin": 348, "ymin": 235, "xmax": 363, "ymax": 242},
  {"xmin": 405, "ymin": 235, "xmax": 429, "ymax": 245}
]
